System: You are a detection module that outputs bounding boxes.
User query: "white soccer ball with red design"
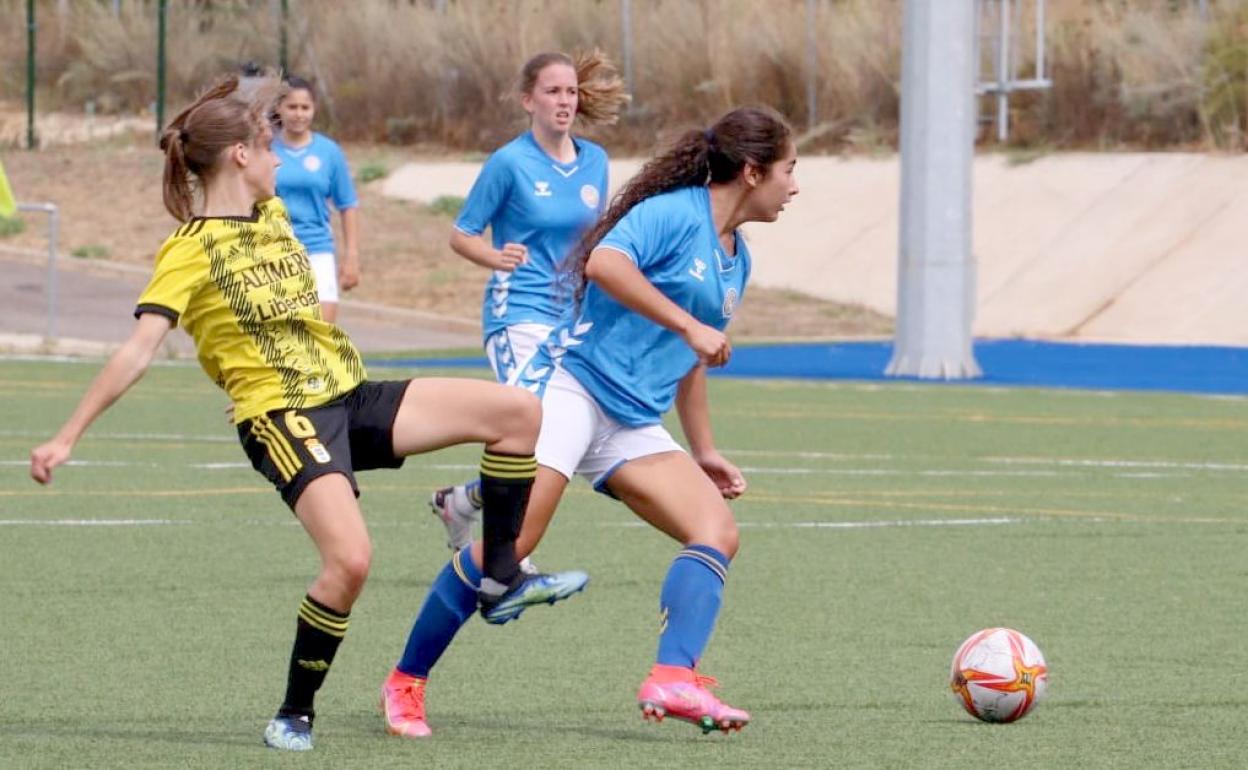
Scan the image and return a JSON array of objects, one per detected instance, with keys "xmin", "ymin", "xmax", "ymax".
[{"xmin": 949, "ymin": 627, "xmax": 1048, "ymax": 723}]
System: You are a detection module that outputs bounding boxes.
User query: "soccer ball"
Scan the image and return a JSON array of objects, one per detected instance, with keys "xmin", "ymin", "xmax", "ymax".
[{"xmin": 949, "ymin": 627, "xmax": 1048, "ymax": 723}]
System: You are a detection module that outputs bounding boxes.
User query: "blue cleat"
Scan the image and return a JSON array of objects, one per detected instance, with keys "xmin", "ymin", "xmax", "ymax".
[
  {"xmin": 263, "ymin": 715, "xmax": 313, "ymax": 751},
  {"xmin": 480, "ymin": 570, "xmax": 589, "ymax": 625}
]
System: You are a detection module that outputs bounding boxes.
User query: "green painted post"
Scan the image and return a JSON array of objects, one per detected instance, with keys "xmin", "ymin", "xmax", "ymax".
[
  {"xmin": 156, "ymin": 0, "xmax": 168, "ymax": 134},
  {"xmin": 26, "ymin": 0, "xmax": 36, "ymax": 149},
  {"xmin": 279, "ymin": 0, "xmax": 289, "ymax": 71}
]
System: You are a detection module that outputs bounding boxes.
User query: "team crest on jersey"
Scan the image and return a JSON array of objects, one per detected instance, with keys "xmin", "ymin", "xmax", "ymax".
[
  {"xmin": 534, "ymin": 181, "xmax": 552, "ymax": 197},
  {"xmin": 306, "ymin": 376, "xmax": 324, "ymax": 393},
  {"xmin": 580, "ymin": 184, "xmax": 600, "ymax": 209},
  {"xmin": 302, "ymin": 155, "xmax": 322, "ymax": 173},
  {"xmin": 304, "ymin": 439, "xmax": 332, "ymax": 464},
  {"xmin": 722, "ymin": 287, "xmax": 739, "ymax": 318}
]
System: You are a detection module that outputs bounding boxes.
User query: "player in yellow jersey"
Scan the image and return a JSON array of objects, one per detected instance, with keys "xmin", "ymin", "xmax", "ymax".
[{"xmin": 28, "ymin": 74, "xmax": 588, "ymax": 752}]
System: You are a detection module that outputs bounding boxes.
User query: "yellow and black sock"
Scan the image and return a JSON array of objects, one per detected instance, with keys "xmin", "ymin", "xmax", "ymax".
[
  {"xmin": 478, "ymin": 450, "xmax": 537, "ymax": 589},
  {"xmin": 277, "ymin": 595, "xmax": 350, "ymax": 722}
]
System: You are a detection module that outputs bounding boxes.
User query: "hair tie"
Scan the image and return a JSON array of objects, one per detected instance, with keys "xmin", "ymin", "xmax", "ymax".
[
  {"xmin": 179, "ymin": 127, "xmax": 190, "ymax": 144},
  {"xmin": 703, "ymin": 128, "xmax": 715, "ymax": 146}
]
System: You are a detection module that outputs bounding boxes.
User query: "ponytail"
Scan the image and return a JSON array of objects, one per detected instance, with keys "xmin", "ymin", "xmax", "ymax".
[
  {"xmin": 158, "ymin": 74, "xmax": 284, "ymax": 222},
  {"xmin": 517, "ymin": 49, "xmax": 631, "ymax": 128},
  {"xmin": 571, "ymin": 49, "xmax": 630, "ymax": 127}
]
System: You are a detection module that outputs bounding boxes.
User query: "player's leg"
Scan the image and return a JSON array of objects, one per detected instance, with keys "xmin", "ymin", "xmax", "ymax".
[
  {"xmin": 432, "ymin": 324, "xmax": 552, "ymax": 577},
  {"xmin": 607, "ymin": 452, "xmax": 750, "ymax": 734},
  {"xmin": 383, "ymin": 371, "xmax": 591, "ymax": 738},
  {"xmin": 240, "ymin": 406, "xmax": 367, "ymax": 751},
  {"xmin": 264, "ymin": 474, "xmax": 369, "ymax": 749},
  {"xmin": 390, "ymin": 376, "xmax": 538, "ymax": 596},
  {"xmin": 383, "ymin": 466, "xmax": 572, "ymax": 738}
]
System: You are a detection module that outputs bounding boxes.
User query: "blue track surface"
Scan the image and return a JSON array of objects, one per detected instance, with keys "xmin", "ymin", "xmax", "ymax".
[{"xmin": 374, "ymin": 339, "xmax": 1248, "ymax": 396}]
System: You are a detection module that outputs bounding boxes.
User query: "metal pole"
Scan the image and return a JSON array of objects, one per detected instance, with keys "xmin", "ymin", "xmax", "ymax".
[
  {"xmin": 156, "ymin": 0, "xmax": 168, "ymax": 135},
  {"xmin": 806, "ymin": 0, "xmax": 818, "ymax": 130},
  {"xmin": 26, "ymin": 0, "xmax": 36, "ymax": 149},
  {"xmin": 1035, "ymin": 0, "xmax": 1045, "ymax": 79},
  {"xmin": 886, "ymin": 0, "xmax": 981, "ymax": 379},
  {"xmin": 621, "ymin": 0, "xmax": 635, "ymax": 106},
  {"xmin": 18, "ymin": 203, "xmax": 59, "ymax": 340},
  {"xmin": 996, "ymin": 0, "xmax": 1010, "ymax": 142}
]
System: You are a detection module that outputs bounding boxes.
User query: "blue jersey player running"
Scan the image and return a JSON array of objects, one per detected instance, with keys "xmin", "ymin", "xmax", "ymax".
[
  {"xmin": 381, "ymin": 106, "xmax": 799, "ymax": 737},
  {"xmin": 429, "ymin": 50, "xmax": 629, "ymax": 572}
]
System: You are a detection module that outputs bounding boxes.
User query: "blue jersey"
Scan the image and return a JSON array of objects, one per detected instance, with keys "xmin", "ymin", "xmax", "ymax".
[
  {"xmin": 455, "ymin": 132, "xmax": 608, "ymax": 340},
  {"xmin": 539, "ymin": 186, "xmax": 750, "ymax": 427},
  {"xmin": 273, "ymin": 132, "xmax": 357, "ymax": 255}
]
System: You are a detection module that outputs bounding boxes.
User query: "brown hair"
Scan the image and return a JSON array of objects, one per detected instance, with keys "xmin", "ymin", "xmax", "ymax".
[
  {"xmin": 566, "ymin": 106, "xmax": 792, "ymax": 302},
  {"xmin": 518, "ymin": 49, "xmax": 630, "ymax": 127},
  {"xmin": 158, "ymin": 74, "xmax": 284, "ymax": 222}
]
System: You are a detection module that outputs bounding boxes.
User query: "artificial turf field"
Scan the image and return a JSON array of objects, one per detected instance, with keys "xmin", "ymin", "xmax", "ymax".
[{"xmin": 2, "ymin": 357, "xmax": 1246, "ymax": 769}]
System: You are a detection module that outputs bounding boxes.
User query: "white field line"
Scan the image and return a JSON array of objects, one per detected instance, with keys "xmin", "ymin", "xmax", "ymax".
[
  {"xmin": 0, "ymin": 519, "xmax": 190, "ymax": 526},
  {"xmin": 3, "ymin": 432, "xmax": 1244, "ymax": 476},
  {"xmin": 0, "ymin": 516, "xmax": 1016, "ymax": 530},
  {"xmin": 604, "ymin": 517, "xmax": 1021, "ymax": 529},
  {"xmin": 984, "ymin": 456, "xmax": 1248, "ymax": 472},
  {"xmin": 0, "ymin": 459, "xmax": 1186, "ymax": 479},
  {"xmin": 0, "ymin": 429, "xmax": 234, "ymax": 443}
]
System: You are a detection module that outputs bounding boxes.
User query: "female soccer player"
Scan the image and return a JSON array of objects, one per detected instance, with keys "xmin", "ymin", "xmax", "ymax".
[
  {"xmin": 28, "ymin": 74, "xmax": 586, "ymax": 752},
  {"xmin": 381, "ymin": 106, "xmax": 798, "ymax": 737},
  {"xmin": 273, "ymin": 75, "xmax": 358, "ymax": 324},
  {"xmin": 429, "ymin": 51, "xmax": 628, "ymax": 569}
]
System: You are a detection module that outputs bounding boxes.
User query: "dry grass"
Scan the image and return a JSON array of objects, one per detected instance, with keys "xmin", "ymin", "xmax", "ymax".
[
  {"xmin": 5, "ymin": 0, "xmax": 1248, "ymax": 151},
  {"xmin": 0, "ymin": 138, "xmax": 889, "ymax": 339}
]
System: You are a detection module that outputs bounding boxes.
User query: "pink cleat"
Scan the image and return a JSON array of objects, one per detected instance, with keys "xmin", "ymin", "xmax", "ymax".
[
  {"xmin": 381, "ymin": 669, "xmax": 432, "ymax": 738},
  {"xmin": 637, "ymin": 664, "xmax": 751, "ymax": 734}
]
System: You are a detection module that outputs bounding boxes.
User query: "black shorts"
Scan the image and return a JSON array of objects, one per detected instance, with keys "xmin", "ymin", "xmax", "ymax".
[{"xmin": 238, "ymin": 380, "xmax": 409, "ymax": 509}]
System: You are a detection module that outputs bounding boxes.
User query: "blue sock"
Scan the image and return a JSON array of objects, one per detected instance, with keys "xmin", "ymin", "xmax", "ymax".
[
  {"xmin": 396, "ymin": 547, "xmax": 480, "ymax": 678},
  {"xmin": 655, "ymin": 544, "xmax": 730, "ymax": 668}
]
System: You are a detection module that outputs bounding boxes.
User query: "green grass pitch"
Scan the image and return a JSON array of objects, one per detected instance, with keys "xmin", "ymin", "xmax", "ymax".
[{"xmin": 1, "ymin": 357, "xmax": 1246, "ymax": 768}]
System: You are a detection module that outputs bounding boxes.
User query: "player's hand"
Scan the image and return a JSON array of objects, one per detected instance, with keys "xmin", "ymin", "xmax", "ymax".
[
  {"xmin": 491, "ymin": 243, "xmax": 528, "ymax": 272},
  {"xmin": 695, "ymin": 450, "xmax": 747, "ymax": 499},
  {"xmin": 338, "ymin": 257, "xmax": 360, "ymax": 292},
  {"xmin": 30, "ymin": 438, "xmax": 72, "ymax": 485},
  {"xmin": 682, "ymin": 323, "xmax": 731, "ymax": 367}
]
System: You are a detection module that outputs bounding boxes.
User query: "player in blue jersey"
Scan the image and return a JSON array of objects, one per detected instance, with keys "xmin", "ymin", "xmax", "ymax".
[
  {"xmin": 428, "ymin": 50, "xmax": 629, "ymax": 571},
  {"xmin": 381, "ymin": 106, "xmax": 798, "ymax": 737},
  {"xmin": 273, "ymin": 75, "xmax": 359, "ymax": 324}
]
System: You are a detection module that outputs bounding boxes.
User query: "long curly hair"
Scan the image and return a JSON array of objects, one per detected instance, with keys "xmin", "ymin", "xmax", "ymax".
[{"xmin": 565, "ymin": 106, "xmax": 792, "ymax": 303}]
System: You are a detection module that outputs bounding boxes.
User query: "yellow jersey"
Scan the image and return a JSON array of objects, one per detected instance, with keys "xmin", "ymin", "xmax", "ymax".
[{"xmin": 136, "ymin": 197, "xmax": 365, "ymax": 422}]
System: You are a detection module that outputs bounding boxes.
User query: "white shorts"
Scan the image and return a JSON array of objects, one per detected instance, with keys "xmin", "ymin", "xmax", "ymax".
[
  {"xmin": 307, "ymin": 251, "xmax": 338, "ymax": 303},
  {"xmin": 535, "ymin": 364, "xmax": 684, "ymax": 494},
  {"xmin": 485, "ymin": 323, "xmax": 553, "ymax": 385}
]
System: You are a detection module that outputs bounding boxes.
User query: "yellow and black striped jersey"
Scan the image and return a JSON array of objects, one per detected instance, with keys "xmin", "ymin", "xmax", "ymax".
[{"xmin": 136, "ymin": 197, "xmax": 365, "ymax": 422}]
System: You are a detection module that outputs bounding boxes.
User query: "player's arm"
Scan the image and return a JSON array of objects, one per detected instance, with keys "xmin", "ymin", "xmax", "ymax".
[
  {"xmin": 584, "ymin": 247, "xmax": 731, "ymax": 367},
  {"xmin": 338, "ymin": 206, "xmax": 360, "ymax": 291},
  {"xmin": 449, "ymin": 229, "xmax": 527, "ymax": 272},
  {"xmin": 30, "ymin": 312, "xmax": 173, "ymax": 484},
  {"xmin": 675, "ymin": 363, "xmax": 746, "ymax": 498}
]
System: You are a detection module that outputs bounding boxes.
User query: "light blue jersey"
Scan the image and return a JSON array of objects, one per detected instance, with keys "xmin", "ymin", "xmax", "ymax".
[
  {"xmin": 455, "ymin": 132, "xmax": 608, "ymax": 341},
  {"xmin": 529, "ymin": 186, "xmax": 750, "ymax": 427},
  {"xmin": 273, "ymin": 132, "xmax": 357, "ymax": 255}
]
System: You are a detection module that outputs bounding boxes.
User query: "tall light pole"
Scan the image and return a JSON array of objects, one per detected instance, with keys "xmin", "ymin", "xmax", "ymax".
[{"xmin": 885, "ymin": 0, "xmax": 981, "ymax": 379}]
